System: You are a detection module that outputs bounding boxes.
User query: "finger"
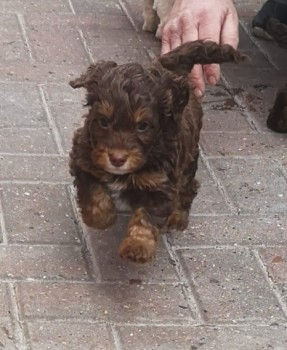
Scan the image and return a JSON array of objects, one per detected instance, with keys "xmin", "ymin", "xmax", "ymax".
[
  {"xmin": 170, "ymin": 27, "xmax": 182, "ymax": 50},
  {"xmin": 221, "ymin": 11, "xmax": 239, "ymax": 48},
  {"xmin": 161, "ymin": 27, "xmax": 171, "ymax": 55},
  {"xmin": 203, "ymin": 63, "xmax": 220, "ymax": 86},
  {"xmin": 198, "ymin": 20, "xmax": 222, "ymax": 85},
  {"xmin": 180, "ymin": 19, "xmax": 206, "ymax": 96},
  {"xmin": 189, "ymin": 64, "xmax": 205, "ymax": 98}
]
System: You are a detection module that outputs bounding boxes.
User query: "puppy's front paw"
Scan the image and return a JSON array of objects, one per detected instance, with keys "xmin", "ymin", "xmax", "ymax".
[
  {"xmin": 166, "ymin": 210, "xmax": 189, "ymax": 231},
  {"xmin": 119, "ymin": 226, "xmax": 157, "ymax": 263},
  {"xmin": 81, "ymin": 194, "xmax": 117, "ymax": 230}
]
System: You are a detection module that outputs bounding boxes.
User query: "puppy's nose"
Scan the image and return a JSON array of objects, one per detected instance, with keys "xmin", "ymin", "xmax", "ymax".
[{"xmin": 108, "ymin": 151, "xmax": 128, "ymax": 167}]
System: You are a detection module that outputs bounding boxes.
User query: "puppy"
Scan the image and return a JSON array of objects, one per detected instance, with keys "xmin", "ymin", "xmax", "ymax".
[
  {"xmin": 69, "ymin": 41, "xmax": 244, "ymax": 263},
  {"xmin": 142, "ymin": 0, "xmax": 174, "ymax": 38}
]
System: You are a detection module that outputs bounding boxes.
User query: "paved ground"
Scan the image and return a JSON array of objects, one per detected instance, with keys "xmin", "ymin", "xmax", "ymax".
[{"xmin": 0, "ymin": 0, "xmax": 287, "ymax": 349}]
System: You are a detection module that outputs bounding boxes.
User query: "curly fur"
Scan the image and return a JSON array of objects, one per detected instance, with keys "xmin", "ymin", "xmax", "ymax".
[{"xmin": 69, "ymin": 41, "xmax": 245, "ymax": 263}]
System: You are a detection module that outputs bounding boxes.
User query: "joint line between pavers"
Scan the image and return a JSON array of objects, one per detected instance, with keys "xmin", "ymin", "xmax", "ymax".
[
  {"xmin": 162, "ymin": 235, "xmax": 206, "ymax": 324},
  {"xmin": 67, "ymin": 185, "xmax": 103, "ymax": 281},
  {"xmin": 240, "ymin": 20, "xmax": 280, "ymax": 71},
  {"xmin": 38, "ymin": 85, "xmax": 65, "ymax": 155},
  {"xmin": 17, "ymin": 14, "xmax": 35, "ymax": 65},
  {"xmin": 199, "ymin": 146, "xmax": 239, "ymax": 214},
  {"xmin": 117, "ymin": 0, "xmax": 139, "ymax": 32},
  {"xmin": 274, "ymin": 158, "xmax": 287, "ymax": 183},
  {"xmin": 220, "ymin": 74, "xmax": 261, "ymax": 133},
  {"xmin": 252, "ymin": 249, "xmax": 287, "ymax": 320},
  {"xmin": 8, "ymin": 282, "xmax": 29, "ymax": 350},
  {"xmin": 67, "ymin": 0, "xmax": 76, "ymax": 15},
  {"xmin": 0, "ymin": 152, "xmax": 68, "ymax": 158},
  {"xmin": 77, "ymin": 28, "xmax": 94, "ymax": 63},
  {"xmin": 0, "ymin": 195, "xmax": 8, "ymax": 245},
  {"xmin": 0, "ymin": 180, "xmax": 70, "ymax": 186},
  {"xmin": 109, "ymin": 325, "xmax": 124, "ymax": 350}
]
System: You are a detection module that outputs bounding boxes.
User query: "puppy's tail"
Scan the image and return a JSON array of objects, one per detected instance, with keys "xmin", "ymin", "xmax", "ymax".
[{"xmin": 157, "ymin": 40, "xmax": 246, "ymax": 74}]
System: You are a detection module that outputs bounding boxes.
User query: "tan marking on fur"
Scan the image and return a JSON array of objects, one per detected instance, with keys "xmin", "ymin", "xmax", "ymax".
[
  {"xmin": 81, "ymin": 185, "xmax": 117, "ymax": 229},
  {"xmin": 119, "ymin": 208, "xmax": 158, "ymax": 263},
  {"xmin": 133, "ymin": 107, "xmax": 151, "ymax": 123},
  {"xmin": 97, "ymin": 100, "xmax": 114, "ymax": 118},
  {"xmin": 130, "ymin": 171, "xmax": 168, "ymax": 190}
]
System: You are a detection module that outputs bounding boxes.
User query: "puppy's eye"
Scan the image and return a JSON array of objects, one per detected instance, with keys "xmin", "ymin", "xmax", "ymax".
[
  {"xmin": 136, "ymin": 121, "xmax": 150, "ymax": 133},
  {"xmin": 98, "ymin": 117, "xmax": 109, "ymax": 129}
]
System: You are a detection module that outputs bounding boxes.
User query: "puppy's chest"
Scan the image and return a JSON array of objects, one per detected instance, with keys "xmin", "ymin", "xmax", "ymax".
[{"xmin": 105, "ymin": 170, "xmax": 173, "ymax": 216}]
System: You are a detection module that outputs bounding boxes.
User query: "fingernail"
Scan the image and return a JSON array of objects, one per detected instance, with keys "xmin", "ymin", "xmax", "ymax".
[
  {"xmin": 194, "ymin": 88, "xmax": 203, "ymax": 98},
  {"xmin": 208, "ymin": 76, "xmax": 217, "ymax": 86}
]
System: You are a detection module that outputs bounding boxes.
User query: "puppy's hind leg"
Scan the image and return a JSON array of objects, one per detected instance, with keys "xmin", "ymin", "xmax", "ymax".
[
  {"xmin": 142, "ymin": 0, "xmax": 159, "ymax": 33},
  {"xmin": 165, "ymin": 178, "xmax": 199, "ymax": 231},
  {"xmin": 119, "ymin": 208, "xmax": 158, "ymax": 263},
  {"xmin": 75, "ymin": 171, "xmax": 117, "ymax": 230}
]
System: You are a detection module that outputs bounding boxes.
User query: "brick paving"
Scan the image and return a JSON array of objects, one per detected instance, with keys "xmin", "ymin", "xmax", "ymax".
[{"xmin": 0, "ymin": 0, "xmax": 287, "ymax": 349}]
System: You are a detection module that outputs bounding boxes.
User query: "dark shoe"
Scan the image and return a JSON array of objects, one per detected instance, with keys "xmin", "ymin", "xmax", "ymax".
[
  {"xmin": 266, "ymin": 17, "xmax": 287, "ymax": 48},
  {"xmin": 252, "ymin": 0, "xmax": 287, "ymax": 40},
  {"xmin": 267, "ymin": 85, "xmax": 287, "ymax": 133}
]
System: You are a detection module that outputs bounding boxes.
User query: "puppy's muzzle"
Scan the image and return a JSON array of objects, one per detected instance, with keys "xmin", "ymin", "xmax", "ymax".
[{"xmin": 108, "ymin": 150, "xmax": 128, "ymax": 168}]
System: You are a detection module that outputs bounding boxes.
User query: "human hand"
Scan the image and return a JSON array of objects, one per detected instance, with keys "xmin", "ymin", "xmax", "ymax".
[{"xmin": 161, "ymin": 0, "xmax": 239, "ymax": 98}]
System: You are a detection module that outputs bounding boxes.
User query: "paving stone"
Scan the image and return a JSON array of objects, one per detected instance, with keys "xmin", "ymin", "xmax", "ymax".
[
  {"xmin": 235, "ymin": 0, "xmax": 265, "ymax": 17},
  {"xmin": 0, "ymin": 127, "xmax": 58, "ymax": 154},
  {"xmin": 0, "ymin": 62, "xmax": 90, "ymax": 84},
  {"xmin": 0, "ymin": 322, "xmax": 16, "ymax": 350},
  {"xmin": 24, "ymin": 14, "xmax": 90, "ymax": 65},
  {"xmin": 86, "ymin": 216, "xmax": 178, "ymax": 283},
  {"xmin": 0, "ymin": 245, "xmax": 89, "ymax": 280},
  {"xmin": 170, "ymin": 215, "xmax": 287, "ymax": 247},
  {"xmin": 0, "ymin": 155, "xmax": 70, "ymax": 182},
  {"xmin": 27, "ymin": 321, "xmax": 114, "ymax": 350},
  {"xmin": 17, "ymin": 282, "xmax": 193, "ymax": 323},
  {"xmin": 0, "ymin": 0, "xmax": 72, "ymax": 13},
  {"xmin": 203, "ymin": 83, "xmax": 233, "ymax": 103},
  {"xmin": 209, "ymin": 158, "xmax": 287, "ymax": 214},
  {"xmin": 116, "ymin": 324, "xmax": 287, "ymax": 350},
  {"xmin": 258, "ymin": 247, "xmax": 287, "ymax": 286},
  {"xmin": 201, "ymin": 133, "xmax": 287, "ymax": 160},
  {"xmin": 0, "ymin": 283, "xmax": 10, "ymax": 318},
  {"xmin": 82, "ymin": 22, "xmax": 150, "ymax": 64},
  {"xmin": 43, "ymin": 84, "xmax": 86, "ymax": 153},
  {"xmin": 0, "ymin": 82, "xmax": 47, "ymax": 127},
  {"xmin": 190, "ymin": 184, "xmax": 232, "ymax": 215},
  {"xmin": 0, "ymin": 14, "xmax": 30, "ymax": 62},
  {"xmin": 120, "ymin": 0, "xmax": 146, "ymax": 31},
  {"xmin": 241, "ymin": 18, "xmax": 287, "ymax": 72},
  {"xmin": 178, "ymin": 248, "xmax": 285, "ymax": 323},
  {"xmin": 71, "ymin": 0, "xmax": 123, "ymax": 15},
  {"xmin": 1, "ymin": 184, "xmax": 79, "ymax": 244},
  {"xmin": 201, "ymin": 107, "xmax": 252, "ymax": 133}
]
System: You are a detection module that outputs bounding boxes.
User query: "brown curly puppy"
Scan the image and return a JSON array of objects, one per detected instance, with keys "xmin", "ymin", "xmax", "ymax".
[{"xmin": 69, "ymin": 41, "xmax": 244, "ymax": 263}]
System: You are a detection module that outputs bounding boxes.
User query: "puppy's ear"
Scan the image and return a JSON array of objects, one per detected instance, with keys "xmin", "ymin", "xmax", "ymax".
[
  {"xmin": 69, "ymin": 60, "xmax": 117, "ymax": 90},
  {"xmin": 158, "ymin": 75, "xmax": 190, "ymax": 120},
  {"xmin": 157, "ymin": 40, "xmax": 246, "ymax": 75}
]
